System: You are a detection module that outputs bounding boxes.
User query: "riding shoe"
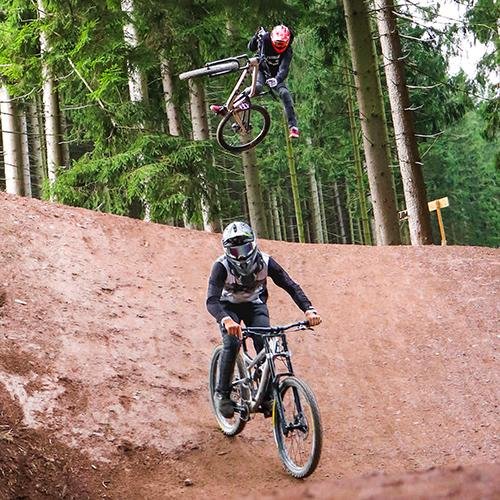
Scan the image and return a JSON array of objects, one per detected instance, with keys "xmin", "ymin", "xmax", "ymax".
[
  {"xmin": 215, "ymin": 391, "xmax": 234, "ymax": 418},
  {"xmin": 289, "ymin": 126, "xmax": 300, "ymax": 139},
  {"xmin": 210, "ymin": 104, "xmax": 227, "ymax": 116}
]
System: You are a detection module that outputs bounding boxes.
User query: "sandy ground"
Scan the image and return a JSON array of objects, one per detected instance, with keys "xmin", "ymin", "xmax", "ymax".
[{"xmin": 0, "ymin": 192, "xmax": 498, "ymax": 499}]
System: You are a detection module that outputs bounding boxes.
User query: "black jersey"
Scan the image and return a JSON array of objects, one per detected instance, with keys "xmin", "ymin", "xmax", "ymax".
[
  {"xmin": 206, "ymin": 252, "xmax": 312, "ymax": 323},
  {"xmin": 248, "ymin": 31, "xmax": 293, "ymax": 83}
]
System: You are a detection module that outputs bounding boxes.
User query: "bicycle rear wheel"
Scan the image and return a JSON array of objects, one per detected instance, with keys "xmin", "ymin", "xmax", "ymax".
[
  {"xmin": 273, "ymin": 376, "xmax": 322, "ymax": 478},
  {"xmin": 216, "ymin": 103, "xmax": 270, "ymax": 153},
  {"xmin": 179, "ymin": 61, "xmax": 240, "ymax": 80},
  {"xmin": 208, "ymin": 345, "xmax": 248, "ymax": 436}
]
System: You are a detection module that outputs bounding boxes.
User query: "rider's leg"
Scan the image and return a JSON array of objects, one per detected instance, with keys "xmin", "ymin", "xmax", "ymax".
[
  {"xmin": 216, "ymin": 308, "xmax": 241, "ymax": 418},
  {"xmin": 276, "ymin": 82, "xmax": 298, "ymax": 133},
  {"xmin": 217, "ymin": 309, "xmax": 241, "ymax": 394},
  {"xmin": 245, "ymin": 303, "xmax": 270, "ymax": 354}
]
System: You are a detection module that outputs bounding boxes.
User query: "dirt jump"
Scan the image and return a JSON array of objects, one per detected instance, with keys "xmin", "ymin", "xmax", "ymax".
[{"xmin": 0, "ymin": 192, "xmax": 498, "ymax": 499}]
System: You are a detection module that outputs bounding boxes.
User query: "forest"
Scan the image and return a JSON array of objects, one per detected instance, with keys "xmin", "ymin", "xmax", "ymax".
[{"xmin": 0, "ymin": 0, "xmax": 498, "ymax": 247}]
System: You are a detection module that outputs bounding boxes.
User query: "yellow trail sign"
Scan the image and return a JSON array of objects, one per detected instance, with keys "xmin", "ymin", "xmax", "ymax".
[
  {"xmin": 428, "ymin": 197, "xmax": 449, "ymax": 245},
  {"xmin": 428, "ymin": 197, "xmax": 449, "ymax": 212}
]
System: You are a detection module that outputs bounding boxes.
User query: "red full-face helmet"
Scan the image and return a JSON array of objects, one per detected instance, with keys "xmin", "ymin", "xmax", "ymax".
[{"xmin": 270, "ymin": 25, "xmax": 291, "ymax": 54}]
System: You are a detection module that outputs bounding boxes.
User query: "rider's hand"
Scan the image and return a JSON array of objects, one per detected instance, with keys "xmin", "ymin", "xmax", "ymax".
[
  {"xmin": 222, "ymin": 317, "xmax": 242, "ymax": 338},
  {"xmin": 257, "ymin": 27, "xmax": 266, "ymax": 37},
  {"xmin": 305, "ymin": 309, "xmax": 322, "ymax": 327},
  {"xmin": 266, "ymin": 78, "xmax": 278, "ymax": 88}
]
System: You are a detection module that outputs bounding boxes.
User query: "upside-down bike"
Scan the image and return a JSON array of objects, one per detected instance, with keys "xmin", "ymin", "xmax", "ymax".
[
  {"xmin": 179, "ymin": 53, "xmax": 272, "ymax": 154},
  {"xmin": 208, "ymin": 321, "xmax": 323, "ymax": 478}
]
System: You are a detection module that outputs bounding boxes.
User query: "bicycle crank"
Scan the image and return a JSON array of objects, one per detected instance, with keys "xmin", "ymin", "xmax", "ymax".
[{"xmin": 234, "ymin": 402, "xmax": 250, "ymax": 422}]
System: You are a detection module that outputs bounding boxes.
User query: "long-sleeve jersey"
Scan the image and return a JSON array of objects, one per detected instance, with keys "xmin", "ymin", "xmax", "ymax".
[
  {"xmin": 248, "ymin": 31, "xmax": 293, "ymax": 84},
  {"xmin": 206, "ymin": 252, "xmax": 313, "ymax": 323}
]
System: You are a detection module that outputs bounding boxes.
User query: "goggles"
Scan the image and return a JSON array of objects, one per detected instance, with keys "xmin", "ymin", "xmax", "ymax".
[{"xmin": 227, "ymin": 241, "xmax": 255, "ymax": 261}]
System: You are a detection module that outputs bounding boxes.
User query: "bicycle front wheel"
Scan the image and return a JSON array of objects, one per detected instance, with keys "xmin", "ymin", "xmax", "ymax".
[
  {"xmin": 216, "ymin": 103, "xmax": 270, "ymax": 153},
  {"xmin": 273, "ymin": 376, "xmax": 323, "ymax": 478},
  {"xmin": 208, "ymin": 345, "xmax": 248, "ymax": 436},
  {"xmin": 179, "ymin": 61, "xmax": 240, "ymax": 80}
]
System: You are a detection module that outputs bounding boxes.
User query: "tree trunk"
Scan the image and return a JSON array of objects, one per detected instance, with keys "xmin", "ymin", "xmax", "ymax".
[
  {"xmin": 333, "ymin": 180, "xmax": 347, "ymax": 244},
  {"xmin": 27, "ymin": 100, "xmax": 45, "ymax": 198},
  {"xmin": 270, "ymin": 191, "xmax": 282, "ymax": 241},
  {"xmin": 279, "ymin": 193, "xmax": 288, "ymax": 241},
  {"xmin": 265, "ymin": 193, "xmax": 275, "ymax": 240},
  {"xmin": 374, "ymin": 0, "xmax": 433, "ymax": 245},
  {"xmin": 317, "ymin": 177, "xmax": 329, "ymax": 243},
  {"xmin": 0, "ymin": 85, "xmax": 23, "ymax": 195},
  {"xmin": 344, "ymin": 61, "xmax": 373, "ymax": 245},
  {"xmin": 38, "ymin": 0, "xmax": 62, "ymax": 191},
  {"xmin": 19, "ymin": 109, "xmax": 32, "ymax": 197},
  {"xmin": 306, "ymin": 139, "xmax": 324, "ymax": 243},
  {"xmin": 283, "ymin": 112, "xmax": 305, "ymax": 242},
  {"xmin": 241, "ymin": 142, "xmax": 268, "ymax": 238},
  {"xmin": 343, "ymin": 0, "xmax": 401, "ymax": 245},
  {"xmin": 160, "ymin": 57, "xmax": 182, "ymax": 136},
  {"xmin": 121, "ymin": 0, "xmax": 149, "ymax": 103},
  {"xmin": 59, "ymin": 108, "xmax": 71, "ymax": 168},
  {"xmin": 188, "ymin": 78, "xmax": 214, "ymax": 231},
  {"xmin": 346, "ymin": 180, "xmax": 355, "ymax": 243}
]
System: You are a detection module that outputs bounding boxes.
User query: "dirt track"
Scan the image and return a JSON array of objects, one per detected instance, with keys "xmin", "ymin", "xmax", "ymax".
[{"xmin": 0, "ymin": 192, "xmax": 498, "ymax": 499}]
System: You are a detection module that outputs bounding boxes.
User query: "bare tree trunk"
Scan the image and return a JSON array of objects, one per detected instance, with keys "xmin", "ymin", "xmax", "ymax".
[
  {"xmin": 343, "ymin": 0, "xmax": 401, "ymax": 245},
  {"xmin": 59, "ymin": 107, "xmax": 71, "ymax": 168},
  {"xmin": 160, "ymin": 57, "xmax": 182, "ymax": 136},
  {"xmin": 27, "ymin": 101, "xmax": 45, "ymax": 198},
  {"xmin": 283, "ymin": 112, "xmax": 305, "ymax": 242},
  {"xmin": 270, "ymin": 191, "xmax": 282, "ymax": 241},
  {"xmin": 333, "ymin": 180, "xmax": 347, "ymax": 244},
  {"xmin": 306, "ymin": 138, "xmax": 324, "ymax": 243},
  {"xmin": 19, "ymin": 109, "xmax": 32, "ymax": 197},
  {"xmin": 241, "ymin": 143, "xmax": 268, "ymax": 238},
  {"xmin": 308, "ymin": 165, "xmax": 324, "ymax": 243},
  {"xmin": 121, "ymin": 0, "xmax": 148, "ymax": 103},
  {"xmin": 344, "ymin": 61, "xmax": 372, "ymax": 245},
  {"xmin": 0, "ymin": 86, "xmax": 23, "ymax": 195},
  {"xmin": 279, "ymin": 193, "xmax": 288, "ymax": 241},
  {"xmin": 265, "ymin": 192, "xmax": 275, "ymax": 240},
  {"xmin": 374, "ymin": 0, "xmax": 432, "ymax": 245},
  {"xmin": 38, "ymin": 0, "xmax": 62, "ymax": 191},
  {"xmin": 317, "ymin": 177, "xmax": 329, "ymax": 243},
  {"xmin": 121, "ymin": 0, "xmax": 153, "ymax": 221},
  {"xmin": 188, "ymin": 78, "xmax": 214, "ymax": 231}
]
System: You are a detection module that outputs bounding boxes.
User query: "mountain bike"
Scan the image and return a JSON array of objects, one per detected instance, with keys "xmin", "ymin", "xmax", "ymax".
[
  {"xmin": 179, "ymin": 54, "xmax": 271, "ymax": 153},
  {"xmin": 208, "ymin": 321, "xmax": 323, "ymax": 478}
]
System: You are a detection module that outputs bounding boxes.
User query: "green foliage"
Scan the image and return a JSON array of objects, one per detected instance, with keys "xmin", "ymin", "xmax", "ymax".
[
  {"xmin": 51, "ymin": 134, "xmax": 217, "ymax": 224},
  {"xmin": 423, "ymin": 110, "xmax": 499, "ymax": 247}
]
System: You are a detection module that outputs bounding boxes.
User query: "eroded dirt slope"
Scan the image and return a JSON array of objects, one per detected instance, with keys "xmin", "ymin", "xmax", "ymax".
[{"xmin": 0, "ymin": 192, "xmax": 498, "ymax": 499}]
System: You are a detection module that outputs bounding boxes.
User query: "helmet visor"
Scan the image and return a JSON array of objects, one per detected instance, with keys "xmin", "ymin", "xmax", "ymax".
[
  {"xmin": 227, "ymin": 241, "xmax": 255, "ymax": 261},
  {"xmin": 273, "ymin": 39, "xmax": 288, "ymax": 49}
]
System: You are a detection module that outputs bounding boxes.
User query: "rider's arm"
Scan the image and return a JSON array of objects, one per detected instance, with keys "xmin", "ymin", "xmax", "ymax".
[
  {"xmin": 248, "ymin": 28, "xmax": 266, "ymax": 51},
  {"xmin": 248, "ymin": 34, "xmax": 258, "ymax": 51},
  {"xmin": 206, "ymin": 261, "xmax": 229, "ymax": 323},
  {"xmin": 267, "ymin": 256, "xmax": 314, "ymax": 312},
  {"xmin": 276, "ymin": 47, "xmax": 293, "ymax": 84}
]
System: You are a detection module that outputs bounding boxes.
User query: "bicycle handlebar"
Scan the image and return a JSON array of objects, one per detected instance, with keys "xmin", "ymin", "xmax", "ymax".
[{"xmin": 242, "ymin": 321, "xmax": 310, "ymax": 337}]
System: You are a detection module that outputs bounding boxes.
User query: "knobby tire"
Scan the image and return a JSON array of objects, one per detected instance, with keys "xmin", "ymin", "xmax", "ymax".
[
  {"xmin": 208, "ymin": 345, "xmax": 248, "ymax": 436},
  {"xmin": 179, "ymin": 61, "xmax": 240, "ymax": 81},
  {"xmin": 216, "ymin": 103, "xmax": 270, "ymax": 153},
  {"xmin": 273, "ymin": 376, "xmax": 323, "ymax": 478}
]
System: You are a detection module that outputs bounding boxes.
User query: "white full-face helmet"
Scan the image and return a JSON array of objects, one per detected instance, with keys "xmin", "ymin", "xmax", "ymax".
[{"xmin": 222, "ymin": 221, "xmax": 260, "ymax": 276}]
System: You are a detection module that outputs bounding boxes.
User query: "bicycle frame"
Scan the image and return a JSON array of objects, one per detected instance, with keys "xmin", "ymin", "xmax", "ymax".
[{"xmin": 235, "ymin": 324, "xmax": 308, "ymax": 431}]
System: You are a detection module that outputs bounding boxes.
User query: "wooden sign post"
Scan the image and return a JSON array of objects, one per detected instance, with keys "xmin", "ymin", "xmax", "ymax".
[{"xmin": 428, "ymin": 197, "xmax": 449, "ymax": 245}]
